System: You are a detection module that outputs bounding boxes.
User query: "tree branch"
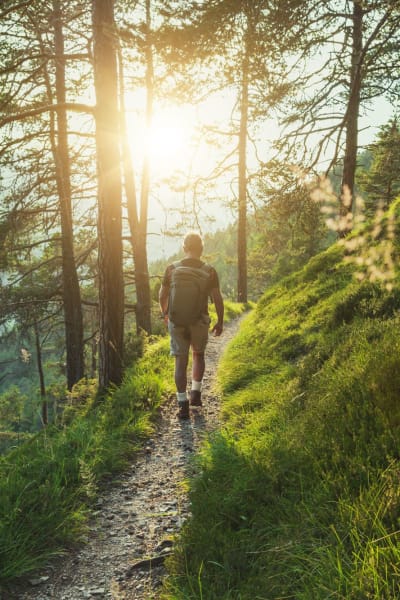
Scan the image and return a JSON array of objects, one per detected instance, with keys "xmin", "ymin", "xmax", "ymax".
[{"xmin": 0, "ymin": 103, "xmax": 94, "ymax": 128}]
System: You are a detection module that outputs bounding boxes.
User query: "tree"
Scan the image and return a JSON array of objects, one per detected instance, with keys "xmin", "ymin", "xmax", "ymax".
[
  {"xmin": 157, "ymin": 0, "xmax": 302, "ymax": 302},
  {"xmin": 92, "ymin": 0, "xmax": 124, "ymax": 388},
  {"xmin": 119, "ymin": 0, "xmax": 154, "ymax": 334},
  {"xmin": 0, "ymin": 0, "xmax": 92, "ymax": 390},
  {"xmin": 275, "ymin": 0, "xmax": 400, "ymax": 232},
  {"xmin": 51, "ymin": 0, "xmax": 85, "ymax": 388},
  {"xmin": 249, "ymin": 164, "xmax": 328, "ymax": 290},
  {"xmin": 357, "ymin": 118, "xmax": 400, "ymax": 216},
  {"xmin": 0, "ymin": 243, "xmax": 66, "ymax": 427}
]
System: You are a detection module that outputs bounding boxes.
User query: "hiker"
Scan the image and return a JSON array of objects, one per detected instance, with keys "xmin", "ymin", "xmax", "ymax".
[{"xmin": 159, "ymin": 232, "xmax": 224, "ymax": 419}]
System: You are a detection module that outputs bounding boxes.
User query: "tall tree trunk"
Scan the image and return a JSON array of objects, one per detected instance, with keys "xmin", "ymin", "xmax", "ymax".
[
  {"xmin": 340, "ymin": 0, "xmax": 363, "ymax": 236},
  {"xmin": 53, "ymin": 0, "xmax": 85, "ymax": 389},
  {"xmin": 135, "ymin": 0, "xmax": 153, "ymax": 334},
  {"xmin": 92, "ymin": 0, "xmax": 124, "ymax": 389},
  {"xmin": 120, "ymin": 0, "xmax": 152, "ymax": 334},
  {"xmin": 33, "ymin": 320, "xmax": 47, "ymax": 426},
  {"xmin": 237, "ymin": 28, "xmax": 249, "ymax": 303}
]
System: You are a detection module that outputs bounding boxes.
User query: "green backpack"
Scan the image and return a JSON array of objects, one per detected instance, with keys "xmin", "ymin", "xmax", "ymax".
[{"xmin": 168, "ymin": 261, "xmax": 212, "ymax": 326}]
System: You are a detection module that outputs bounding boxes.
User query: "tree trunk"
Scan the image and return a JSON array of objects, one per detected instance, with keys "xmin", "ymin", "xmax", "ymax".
[
  {"xmin": 120, "ymin": 0, "xmax": 152, "ymax": 334},
  {"xmin": 340, "ymin": 0, "xmax": 363, "ymax": 235},
  {"xmin": 53, "ymin": 0, "xmax": 85, "ymax": 390},
  {"xmin": 135, "ymin": 0, "xmax": 153, "ymax": 334},
  {"xmin": 33, "ymin": 320, "xmax": 47, "ymax": 426},
  {"xmin": 92, "ymin": 0, "xmax": 124, "ymax": 389},
  {"xmin": 237, "ymin": 26, "xmax": 249, "ymax": 303}
]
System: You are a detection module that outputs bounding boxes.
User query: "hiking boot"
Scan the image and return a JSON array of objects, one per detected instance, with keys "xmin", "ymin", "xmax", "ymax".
[
  {"xmin": 177, "ymin": 401, "xmax": 190, "ymax": 419},
  {"xmin": 190, "ymin": 390, "xmax": 202, "ymax": 407}
]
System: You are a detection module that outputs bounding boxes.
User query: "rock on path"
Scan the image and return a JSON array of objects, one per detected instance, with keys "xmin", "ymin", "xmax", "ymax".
[{"xmin": 5, "ymin": 319, "xmax": 240, "ymax": 600}]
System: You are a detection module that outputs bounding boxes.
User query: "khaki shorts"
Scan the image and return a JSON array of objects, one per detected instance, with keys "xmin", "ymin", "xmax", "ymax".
[{"xmin": 168, "ymin": 315, "xmax": 211, "ymax": 356}]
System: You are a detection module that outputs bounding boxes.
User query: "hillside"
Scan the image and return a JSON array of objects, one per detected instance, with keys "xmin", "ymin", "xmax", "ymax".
[{"xmin": 165, "ymin": 201, "xmax": 400, "ymax": 599}]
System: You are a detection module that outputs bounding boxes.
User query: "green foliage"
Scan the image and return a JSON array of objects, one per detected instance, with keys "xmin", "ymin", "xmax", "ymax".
[
  {"xmin": 0, "ymin": 386, "xmax": 26, "ymax": 431},
  {"xmin": 357, "ymin": 118, "xmax": 400, "ymax": 216},
  {"xmin": 165, "ymin": 221, "xmax": 400, "ymax": 598},
  {"xmin": 123, "ymin": 328, "xmax": 148, "ymax": 367},
  {"xmin": 249, "ymin": 164, "xmax": 331, "ymax": 292},
  {"xmin": 0, "ymin": 346, "xmax": 164, "ymax": 580},
  {"xmin": 0, "ymin": 303, "xmax": 244, "ymax": 581},
  {"xmin": 0, "ymin": 431, "xmax": 32, "ymax": 454}
]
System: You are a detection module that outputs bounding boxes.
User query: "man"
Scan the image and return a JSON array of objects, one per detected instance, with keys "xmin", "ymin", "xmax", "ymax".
[{"xmin": 159, "ymin": 232, "xmax": 224, "ymax": 419}]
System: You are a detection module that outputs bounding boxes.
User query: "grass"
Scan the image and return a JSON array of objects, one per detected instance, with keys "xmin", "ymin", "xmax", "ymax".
[
  {"xmin": 163, "ymin": 204, "xmax": 400, "ymax": 599},
  {"xmin": 0, "ymin": 359, "xmax": 162, "ymax": 581},
  {"xmin": 0, "ymin": 301, "xmax": 246, "ymax": 586}
]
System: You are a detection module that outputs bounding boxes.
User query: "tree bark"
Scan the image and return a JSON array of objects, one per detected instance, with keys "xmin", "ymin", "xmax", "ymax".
[
  {"xmin": 120, "ymin": 0, "xmax": 152, "ymax": 334},
  {"xmin": 92, "ymin": 0, "xmax": 124, "ymax": 389},
  {"xmin": 33, "ymin": 320, "xmax": 47, "ymax": 426},
  {"xmin": 53, "ymin": 0, "xmax": 85, "ymax": 390},
  {"xmin": 340, "ymin": 0, "xmax": 363, "ymax": 235},
  {"xmin": 135, "ymin": 0, "xmax": 153, "ymax": 334},
  {"xmin": 237, "ymin": 21, "xmax": 249, "ymax": 303}
]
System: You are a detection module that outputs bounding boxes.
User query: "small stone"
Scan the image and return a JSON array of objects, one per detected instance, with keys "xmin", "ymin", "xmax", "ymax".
[
  {"xmin": 90, "ymin": 587, "xmax": 106, "ymax": 596},
  {"xmin": 155, "ymin": 539, "xmax": 174, "ymax": 553},
  {"xmin": 29, "ymin": 576, "xmax": 50, "ymax": 586}
]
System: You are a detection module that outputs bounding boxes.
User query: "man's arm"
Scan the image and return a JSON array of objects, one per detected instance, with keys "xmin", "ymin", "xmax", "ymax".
[
  {"xmin": 210, "ymin": 287, "xmax": 224, "ymax": 336},
  {"xmin": 159, "ymin": 284, "xmax": 169, "ymax": 319}
]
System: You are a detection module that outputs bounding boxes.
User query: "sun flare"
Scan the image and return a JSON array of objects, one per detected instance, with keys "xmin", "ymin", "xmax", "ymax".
[{"xmin": 125, "ymin": 104, "xmax": 195, "ymax": 178}]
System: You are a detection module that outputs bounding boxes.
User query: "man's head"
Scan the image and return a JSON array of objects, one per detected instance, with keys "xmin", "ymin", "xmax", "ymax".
[{"xmin": 183, "ymin": 232, "xmax": 203, "ymax": 258}]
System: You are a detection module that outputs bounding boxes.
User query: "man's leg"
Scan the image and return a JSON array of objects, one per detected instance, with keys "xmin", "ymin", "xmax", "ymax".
[
  {"xmin": 192, "ymin": 351, "xmax": 205, "ymax": 382},
  {"xmin": 174, "ymin": 353, "xmax": 190, "ymax": 418},
  {"xmin": 189, "ymin": 317, "xmax": 210, "ymax": 407},
  {"xmin": 190, "ymin": 351, "xmax": 205, "ymax": 406},
  {"xmin": 175, "ymin": 353, "xmax": 189, "ymax": 393},
  {"xmin": 168, "ymin": 321, "xmax": 191, "ymax": 418}
]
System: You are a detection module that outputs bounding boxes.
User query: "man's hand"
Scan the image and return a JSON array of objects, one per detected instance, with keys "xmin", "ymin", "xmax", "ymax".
[
  {"xmin": 211, "ymin": 322, "xmax": 223, "ymax": 336},
  {"xmin": 210, "ymin": 287, "xmax": 224, "ymax": 337}
]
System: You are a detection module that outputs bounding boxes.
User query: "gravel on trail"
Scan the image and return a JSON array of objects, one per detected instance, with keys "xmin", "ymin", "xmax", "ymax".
[{"xmin": 4, "ymin": 318, "xmax": 241, "ymax": 600}]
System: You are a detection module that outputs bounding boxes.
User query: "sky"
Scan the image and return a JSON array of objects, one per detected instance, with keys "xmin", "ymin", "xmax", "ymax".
[{"xmin": 126, "ymin": 89, "xmax": 395, "ymax": 263}]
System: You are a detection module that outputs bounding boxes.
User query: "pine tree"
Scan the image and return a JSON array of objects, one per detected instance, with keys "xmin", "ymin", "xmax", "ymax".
[
  {"xmin": 275, "ymin": 0, "xmax": 400, "ymax": 231},
  {"xmin": 157, "ymin": 0, "xmax": 303, "ymax": 301},
  {"xmin": 92, "ymin": 0, "xmax": 124, "ymax": 389},
  {"xmin": 357, "ymin": 118, "xmax": 400, "ymax": 216}
]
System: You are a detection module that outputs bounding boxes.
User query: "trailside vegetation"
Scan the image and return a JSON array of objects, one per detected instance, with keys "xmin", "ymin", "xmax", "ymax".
[
  {"xmin": 165, "ymin": 200, "xmax": 400, "ymax": 599},
  {"xmin": 0, "ymin": 300, "xmax": 245, "ymax": 583}
]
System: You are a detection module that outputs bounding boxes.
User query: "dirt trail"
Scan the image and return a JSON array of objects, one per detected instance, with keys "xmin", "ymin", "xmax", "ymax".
[{"xmin": 5, "ymin": 318, "xmax": 241, "ymax": 600}]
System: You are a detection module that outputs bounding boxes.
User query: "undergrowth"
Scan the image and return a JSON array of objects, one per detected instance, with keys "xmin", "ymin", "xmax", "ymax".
[{"xmin": 164, "ymin": 206, "xmax": 400, "ymax": 599}]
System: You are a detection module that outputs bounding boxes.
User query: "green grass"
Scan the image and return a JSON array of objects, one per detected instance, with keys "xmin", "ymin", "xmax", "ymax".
[
  {"xmin": 0, "ymin": 358, "xmax": 162, "ymax": 580},
  {"xmin": 0, "ymin": 302, "xmax": 246, "ymax": 584},
  {"xmin": 164, "ymin": 206, "xmax": 400, "ymax": 599}
]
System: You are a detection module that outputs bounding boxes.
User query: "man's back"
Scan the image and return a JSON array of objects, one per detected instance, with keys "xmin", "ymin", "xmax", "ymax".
[{"xmin": 166, "ymin": 259, "xmax": 216, "ymax": 326}]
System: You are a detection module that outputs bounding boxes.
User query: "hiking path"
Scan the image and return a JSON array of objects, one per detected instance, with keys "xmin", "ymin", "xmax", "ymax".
[{"xmin": 6, "ymin": 318, "xmax": 241, "ymax": 600}]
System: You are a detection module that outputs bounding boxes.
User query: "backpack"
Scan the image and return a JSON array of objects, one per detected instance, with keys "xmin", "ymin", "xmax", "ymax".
[{"xmin": 168, "ymin": 260, "xmax": 212, "ymax": 326}]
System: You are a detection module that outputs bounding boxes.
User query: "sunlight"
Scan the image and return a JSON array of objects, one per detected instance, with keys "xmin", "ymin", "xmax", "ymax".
[{"xmin": 125, "ymin": 103, "xmax": 196, "ymax": 178}]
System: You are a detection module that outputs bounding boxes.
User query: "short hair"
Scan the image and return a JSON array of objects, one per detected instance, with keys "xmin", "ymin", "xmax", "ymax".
[{"xmin": 183, "ymin": 232, "xmax": 203, "ymax": 254}]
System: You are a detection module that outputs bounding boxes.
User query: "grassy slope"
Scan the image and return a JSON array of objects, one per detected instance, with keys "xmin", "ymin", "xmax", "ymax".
[
  {"xmin": 166, "ymin": 209, "xmax": 400, "ymax": 599},
  {"xmin": 0, "ymin": 301, "xmax": 244, "ymax": 583}
]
